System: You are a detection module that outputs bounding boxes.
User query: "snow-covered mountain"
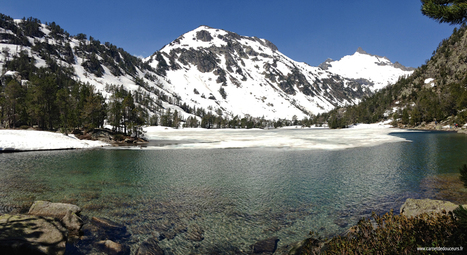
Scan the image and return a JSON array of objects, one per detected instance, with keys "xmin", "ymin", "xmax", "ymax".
[
  {"xmin": 0, "ymin": 16, "xmax": 413, "ymax": 121},
  {"xmin": 144, "ymin": 26, "xmax": 406, "ymax": 119},
  {"xmin": 319, "ymin": 47, "xmax": 414, "ymax": 92}
]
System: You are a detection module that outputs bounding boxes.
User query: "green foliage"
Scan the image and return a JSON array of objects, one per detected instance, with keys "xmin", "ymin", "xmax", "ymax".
[
  {"xmin": 421, "ymin": 0, "xmax": 467, "ymax": 25},
  {"xmin": 454, "ymin": 205, "xmax": 467, "ymax": 233},
  {"xmin": 459, "ymin": 164, "xmax": 467, "ymax": 188},
  {"xmin": 322, "ymin": 210, "xmax": 466, "ymax": 254}
]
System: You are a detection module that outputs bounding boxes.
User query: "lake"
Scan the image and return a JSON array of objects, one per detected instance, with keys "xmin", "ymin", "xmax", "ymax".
[{"xmin": 1, "ymin": 128, "xmax": 466, "ymax": 254}]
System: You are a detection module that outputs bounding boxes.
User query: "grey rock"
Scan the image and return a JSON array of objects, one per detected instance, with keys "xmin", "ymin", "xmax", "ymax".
[
  {"xmin": 28, "ymin": 200, "xmax": 81, "ymax": 218},
  {"xmin": 196, "ymin": 29, "xmax": 213, "ymax": 42},
  {"xmin": 62, "ymin": 209, "xmax": 83, "ymax": 237},
  {"xmin": 0, "ymin": 214, "xmax": 67, "ymax": 255},
  {"xmin": 400, "ymin": 198, "xmax": 467, "ymax": 217}
]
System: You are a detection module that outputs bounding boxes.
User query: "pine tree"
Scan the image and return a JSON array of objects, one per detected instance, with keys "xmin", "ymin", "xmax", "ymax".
[
  {"xmin": 401, "ymin": 108, "xmax": 410, "ymax": 125},
  {"xmin": 3, "ymin": 79, "xmax": 25, "ymax": 128},
  {"xmin": 421, "ymin": 0, "xmax": 467, "ymax": 24},
  {"xmin": 460, "ymin": 164, "xmax": 467, "ymax": 188},
  {"xmin": 56, "ymin": 88, "xmax": 71, "ymax": 134}
]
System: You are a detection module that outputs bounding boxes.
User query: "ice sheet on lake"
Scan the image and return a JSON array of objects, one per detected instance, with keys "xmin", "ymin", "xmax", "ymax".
[{"xmin": 143, "ymin": 125, "xmax": 411, "ymax": 150}]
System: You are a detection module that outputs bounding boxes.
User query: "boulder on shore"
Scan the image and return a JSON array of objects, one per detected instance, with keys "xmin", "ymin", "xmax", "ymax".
[
  {"xmin": 28, "ymin": 200, "xmax": 81, "ymax": 218},
  {"xmin": 28, "ymin": 201, "xmax": 83, "ymax": 237},
  {"xmin": 400, "ymin": 198, "xmax": 467, "ymax": 217},
  {"xmin": 0, "ymin": 214, "xmax": 67, "ymax": 255}
]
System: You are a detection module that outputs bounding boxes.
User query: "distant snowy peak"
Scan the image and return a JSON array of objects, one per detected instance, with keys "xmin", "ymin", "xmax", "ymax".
[{"xmin": 319, "ymin": 48, "xmax": 415, "ymax": 91}]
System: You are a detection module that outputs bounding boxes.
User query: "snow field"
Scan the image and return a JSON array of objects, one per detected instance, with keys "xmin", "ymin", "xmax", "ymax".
[{"xmin": 0, "ymin": 130, "xmax": 109, "ymax": 151}]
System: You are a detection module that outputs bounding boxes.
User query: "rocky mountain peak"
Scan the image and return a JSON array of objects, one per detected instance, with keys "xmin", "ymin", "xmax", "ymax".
[{"xmin": 356, "ymin": 47, "xmax": 368, "ymax": 55}]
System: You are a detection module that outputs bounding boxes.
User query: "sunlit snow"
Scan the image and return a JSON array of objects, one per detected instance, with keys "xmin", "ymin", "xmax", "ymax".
[
  {"xmin": 0, "ymin": 130, "xmax": 109, "ymax": 151},
  {"xmin": 141, "ymin": 124, "xmax": 410, "ymax": 150},
  {"xmin": 325, "ymin": 51, "xmax": 413, "ymax": 92}
]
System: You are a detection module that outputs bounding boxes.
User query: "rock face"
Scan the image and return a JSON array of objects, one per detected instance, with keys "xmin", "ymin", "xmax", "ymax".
[
  {"xmin": 400, "ymin": 198, "xmax": 467, "ymax": 217},
  {"xmin": 0, "ymin": 214, "xmax": 67, "ymax": 255}
]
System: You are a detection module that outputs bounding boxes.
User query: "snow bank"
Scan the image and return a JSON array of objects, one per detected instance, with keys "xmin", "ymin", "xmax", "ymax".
[
  {"xmin": 348, "ymin": 120, "xmax": 393, "ymax": 129},
  {"xmin": 0, "ymin": 130, "xmax": 109, "ymax": 152}
]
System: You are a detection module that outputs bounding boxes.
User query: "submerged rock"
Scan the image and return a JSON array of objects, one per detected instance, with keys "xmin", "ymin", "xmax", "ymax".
[
  {"xmin": 88, "ymin": 217, "xmax": 130, "ymax": 241},
  {"xmin": 333, "ymin": 218, "xmax": 349, "ymax": 228},
  {"xmin": 288, "ymin": 237, "xmax": 325, "ymax": 255},
  {"xmin": 186, "ymin": 224, "xmax": 204, "ymax": 242},
  {"xmin": 0, "ymin": 214, "xmax": 67, "ymax": 255},
  {"xmin": 400, "ymin": 198, "xmax": 467, "ymax": 217},
  {"xmin": 96, "ymin": 239, "xmax": 129, "ymax": 255},
  {"xmin": 135, "ymin": 238, "xmax": 164, "ymax": 255},
  {"xmin": 251, "ymin": 237, "xmax": 279, "ymax": 254}
]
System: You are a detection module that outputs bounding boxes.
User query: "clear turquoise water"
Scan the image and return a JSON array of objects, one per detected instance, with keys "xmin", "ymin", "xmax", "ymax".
[{"xmin": 1, "ymin": 130, "xmax": 466, "ymax": 254}]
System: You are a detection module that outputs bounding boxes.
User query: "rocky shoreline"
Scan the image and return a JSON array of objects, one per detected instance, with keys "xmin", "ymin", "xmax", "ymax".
[
  {"xmin": 2, "ymin": 198, "xmax": 465, "ymax": 255},
  {"xmin": 289, "ymin": 198, "xmax": 467, "ymax": 254},
  {"xmin": 0, "ymin": 200, "xmax": 283, "ymax": 255},
  {"xmin": 394, "ymin": 119, "xmax": 466, "ymax": 133},
  {"xmin": 81, "ymin": 128, "xmax": 148, "ymax": 146},
  {"xmin": 0, "ymin": 200, "xmax": 135, "ymax": 255}
]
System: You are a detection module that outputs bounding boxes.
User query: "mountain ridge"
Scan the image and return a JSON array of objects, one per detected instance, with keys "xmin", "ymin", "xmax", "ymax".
[
  {"xmin": 145, "ymin": 25, "xmax": 413, "ymax": 119},
  {"xmin": 0, "ymin": 14, "xmax": 414, "ymax": 129}
]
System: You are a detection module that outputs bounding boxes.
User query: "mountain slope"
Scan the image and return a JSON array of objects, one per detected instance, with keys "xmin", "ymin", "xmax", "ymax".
[
  {"xmin": 0, "ymin": 14, "xmax": 414, "ymax": 129},
  {"xmin": 146, "ymin": 25, "xmax": 376, "ymax": 119}
]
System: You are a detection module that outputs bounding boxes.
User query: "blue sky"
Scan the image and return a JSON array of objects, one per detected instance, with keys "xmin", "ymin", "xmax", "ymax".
[{"xmin": 2, "ymin": 0, "xmax": 458, "ymax": 68}]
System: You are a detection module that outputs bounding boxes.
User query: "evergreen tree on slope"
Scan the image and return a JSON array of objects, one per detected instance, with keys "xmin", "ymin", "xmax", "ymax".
[{"xmin": 422, "ymin": 0, "xmax": 467, "ymax": 24}]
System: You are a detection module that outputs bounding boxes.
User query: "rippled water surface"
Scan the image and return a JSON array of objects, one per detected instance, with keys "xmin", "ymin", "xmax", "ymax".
[{"xmin": 1, "ymin": 129, "xmax": 467, "ymax": 254}]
